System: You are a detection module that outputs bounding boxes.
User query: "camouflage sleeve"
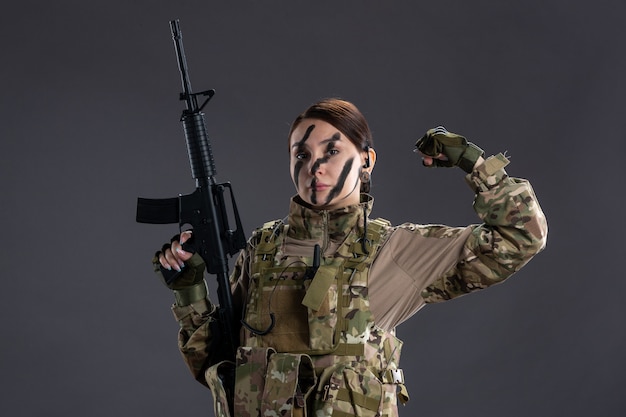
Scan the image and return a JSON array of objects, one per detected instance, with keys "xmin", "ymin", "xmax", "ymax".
[
  {"xmin": 170, "ymin": 249, "xmax": 248, "ymax": 387},
  {"xmin": 420, "ymin": 153, "xmax": 548, "ymax": 302},
  {"xmin": 171, "ymin": 299, "xmax": 217, "ymax": 387}
]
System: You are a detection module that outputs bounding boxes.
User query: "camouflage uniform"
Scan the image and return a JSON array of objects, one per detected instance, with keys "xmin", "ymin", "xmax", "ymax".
[{"xmin": 170, "ymin": 154, "xmax": 548, "ymax": 416}]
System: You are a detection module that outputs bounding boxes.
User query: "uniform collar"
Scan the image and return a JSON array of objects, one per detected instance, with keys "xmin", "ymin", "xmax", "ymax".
[{"xmin": 287, "ymin": 194, "xmax": 374, "ymax": 243}]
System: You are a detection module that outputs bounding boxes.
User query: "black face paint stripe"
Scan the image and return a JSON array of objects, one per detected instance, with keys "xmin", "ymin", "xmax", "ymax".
[
  {"xmin": 327, "ymin": 132, "xmax": 341, "ymax": 144},
  {"xmin": 310, "ymin": 135, "xmax": 340, "ymax": 175},
  {"xmin": 310, "ymin": 157, "xmax": 326, "ymax": 175},
  {"xmin": 324, "ymin": 158, "xmax": 354, "ymax": 205},
  {"xmin": 293, "ymin": 124, "xmax": 316, "ymax": 189},
  {"xmin": 310, "ymin": 178, "xmax": 317, "ymax": 205},
  {"xmin": 294, "ymin": 161, "xmax": 303, "ymax": 190},
  {"xmin": 294, "ymin": 124, "xmax": 316, "ymax": 148}
]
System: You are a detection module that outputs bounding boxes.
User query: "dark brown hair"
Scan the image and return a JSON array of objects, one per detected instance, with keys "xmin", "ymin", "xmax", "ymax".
[{"xmin": 288, "ymin": 98, "xmax": 373, "ymax": 152}]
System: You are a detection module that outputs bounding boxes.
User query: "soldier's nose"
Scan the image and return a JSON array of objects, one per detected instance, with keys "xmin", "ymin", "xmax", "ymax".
[{"xmin": 309, "ymin": 160, "xmax": 323, "ymax": 176}]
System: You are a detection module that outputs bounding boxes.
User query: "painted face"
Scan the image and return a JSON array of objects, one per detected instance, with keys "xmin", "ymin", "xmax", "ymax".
[{"xmin": 289, "ymin": 119, "xmax": 367, "ymax": 210}]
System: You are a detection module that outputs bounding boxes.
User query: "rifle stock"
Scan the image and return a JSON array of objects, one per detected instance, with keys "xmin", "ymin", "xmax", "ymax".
[{"xmin": 136, "ymin": 20, "xmax": 244, "ymax": 402}]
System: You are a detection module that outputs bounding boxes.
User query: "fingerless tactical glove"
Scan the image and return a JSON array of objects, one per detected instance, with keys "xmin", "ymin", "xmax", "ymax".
[
  {"xmin": 152, "ymin": 247, "xmax": 208, "ymax": 306},
  {"xmin": 415, "ymin": 126, "xmax": 484, "ymax": 173}
]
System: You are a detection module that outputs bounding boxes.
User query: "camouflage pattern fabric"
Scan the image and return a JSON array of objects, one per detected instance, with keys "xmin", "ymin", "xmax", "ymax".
[
  {"xmin": 229, "ymin": 347, "xmax": 316, "ymax": 417},
  {"xmin": 172, "ymin": 298, "xmax": 217, "ymax": 386},
  {"xmin": 236, "ymin": 214, "xmax": 407, "ymax": 417},
  {"xmin": 421, "ymin": 153, "xmax": 547, "ymax": 301},
  {"xmin": 167, "ymin": 152, "xmax": 547, "ymax": 417},
  {"xmin": 261, "ymin": 351, "xmax": 316, "ymax": 416},
  {"xmin": 206, "ymin": 360, "xmax": 235, "ymax": 417},
  {"xmin": 233, "ymin": 347, "xmax": 274, "ymax": 417}
]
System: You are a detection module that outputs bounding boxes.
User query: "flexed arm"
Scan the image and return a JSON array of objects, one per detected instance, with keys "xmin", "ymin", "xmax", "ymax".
[{"xmin": 413, "ymin": 127, "xmax": 548, "ymax": 302}]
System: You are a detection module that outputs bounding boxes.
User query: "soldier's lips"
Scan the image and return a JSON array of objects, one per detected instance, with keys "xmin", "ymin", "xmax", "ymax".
[{"xmin": 311, "ymin": 183, "xmax": 330, "ymax": 191}]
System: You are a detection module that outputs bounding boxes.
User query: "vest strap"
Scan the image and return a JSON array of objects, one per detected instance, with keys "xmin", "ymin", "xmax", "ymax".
[
  {"xmin": 380, "ymin": 368, "xmax": 410, "ymax": 404},
  {"xmin": 336, "ymin": 387, "xmax": 380, "ymax": 411},
  {"xmin": 332, "ymin": 343, "xmax": 364, "ymax": 356},
  {"xmin": 381, "ymin": 368, "xmax": 404, "ymax": 384},
  {"xmin": 332, "ymin": 411, "xmax": 356, "ymax": 417}
]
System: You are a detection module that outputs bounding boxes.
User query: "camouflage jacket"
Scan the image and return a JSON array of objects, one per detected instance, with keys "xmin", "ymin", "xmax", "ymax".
[{"xmin": 170, "ymin": 153, "xmax": 548, "ymax": 415}]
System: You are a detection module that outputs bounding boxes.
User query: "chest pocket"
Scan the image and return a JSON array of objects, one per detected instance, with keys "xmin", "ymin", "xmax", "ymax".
[{"xmin": 242, "ymin": 262, "xmax": 344, "ymax": 354}]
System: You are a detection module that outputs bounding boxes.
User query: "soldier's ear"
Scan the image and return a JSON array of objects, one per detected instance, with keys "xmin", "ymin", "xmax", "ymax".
[{"xmin": 362, "ymin": 146, "xmax": 376, "ymax": 170}]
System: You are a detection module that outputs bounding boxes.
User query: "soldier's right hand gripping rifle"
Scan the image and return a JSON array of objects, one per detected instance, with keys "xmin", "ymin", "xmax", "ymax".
[{"xmin": 135, "ymin": 19, "xmax": 245, "ymax": 405}]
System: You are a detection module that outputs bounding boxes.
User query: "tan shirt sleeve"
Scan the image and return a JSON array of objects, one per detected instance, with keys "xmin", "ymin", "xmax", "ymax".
[
  {"xmin": 369, "ymin": 225, "xmax": 474, "ymax": 330},
  {"xmin": 369, "ymin": 154, "xmax": 548, "ymax": 331}
]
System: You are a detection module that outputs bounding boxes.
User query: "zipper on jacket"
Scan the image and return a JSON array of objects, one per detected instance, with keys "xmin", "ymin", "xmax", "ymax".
[{"xmin": 321, "ymin": 210, "xmax": 329, "ymax": 254}]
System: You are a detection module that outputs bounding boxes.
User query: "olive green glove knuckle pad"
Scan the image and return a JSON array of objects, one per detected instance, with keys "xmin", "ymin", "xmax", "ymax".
[
  {"xmin": 152, "ymin": 252, "xmax": 206, "ymax": 290},
  {"xmin": 415, "ymin": 126, "xmax": 484, "ymax": 173}
]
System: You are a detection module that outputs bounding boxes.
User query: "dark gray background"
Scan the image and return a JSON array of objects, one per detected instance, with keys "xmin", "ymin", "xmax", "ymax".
[{"xmin": 2, "ymin": 1, "xmax": 624, "ymax": 416}]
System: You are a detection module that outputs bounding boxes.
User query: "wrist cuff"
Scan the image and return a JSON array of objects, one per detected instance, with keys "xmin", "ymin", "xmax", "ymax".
[
  {"xmin": 173, "ymin": 280, "xmax": 208, "ymax": 306},
  {"xmin": 458, "ymin": 142, "xmax": 484, "ymax": 173}
]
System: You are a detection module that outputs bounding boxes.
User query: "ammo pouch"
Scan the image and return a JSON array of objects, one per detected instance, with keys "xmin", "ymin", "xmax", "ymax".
[
  {"xmin": 311, "ymin": 362, "xmax": 408, "ymax": 417},
  {"xmin": 232, "ymin": 346, "xmax": 317, "ymax": 417},
  {"xmin": 205, "ymin": 360, "xmax": 236, "ymax": 417}
]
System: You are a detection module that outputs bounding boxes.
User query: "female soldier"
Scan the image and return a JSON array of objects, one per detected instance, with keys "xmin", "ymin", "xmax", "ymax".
[{"xmin": 155, "ymin": 98, "xmax": 547, "ymax": 417}]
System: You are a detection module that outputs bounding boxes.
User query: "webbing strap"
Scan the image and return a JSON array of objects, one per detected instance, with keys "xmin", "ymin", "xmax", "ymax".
[
  {"xmin": 251, "ymin": 221, "xmax": 283, "ymax": 274},
  {"xmin": 332, "ymin": 343, "xmax": 364, "ymax": 356},
  {"xmin": 173, "ymin": 280, "xmax": 208, "ymax": 306},
  {"xmin": 381, "ymin": 368, "xmax": 404, "ymax": 384},
  {"xmin": 381, "ymin": 368, "xmax": 411, "ymax": 405},
  {"xmin": 335, "ymin": 388, "xmax": 380, "ymax": 411},
  {"xmin": 344, "ymin": 218, "xmax": 390, "ymax": 270}
]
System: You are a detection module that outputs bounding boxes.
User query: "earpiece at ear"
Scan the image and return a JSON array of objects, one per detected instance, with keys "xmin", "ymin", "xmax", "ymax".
[{"xmin": 363, "ymin": 145, "xmax": 371, "ymax": 168}]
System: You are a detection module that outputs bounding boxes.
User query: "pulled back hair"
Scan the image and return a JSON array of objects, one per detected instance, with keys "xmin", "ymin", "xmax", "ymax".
[{"xmin": 288, "ymin": 98, "xmax": 374, "ymax": 152}]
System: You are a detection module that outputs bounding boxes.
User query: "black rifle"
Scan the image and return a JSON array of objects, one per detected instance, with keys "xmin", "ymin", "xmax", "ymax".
[{"xmin": 136, "ymin": 19, "xmax": 245, "ymax": 389}]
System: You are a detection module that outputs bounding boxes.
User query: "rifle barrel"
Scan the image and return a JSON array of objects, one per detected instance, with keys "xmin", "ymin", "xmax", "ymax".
[{"xmin": 170, "ymin": 19, "xmax": 194, "ymax": 111}]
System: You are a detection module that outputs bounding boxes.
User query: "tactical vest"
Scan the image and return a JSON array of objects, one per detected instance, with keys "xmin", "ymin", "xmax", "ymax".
[{"xmin": 206, "ymin": 218, "xmax": 409, "ymax": 417}]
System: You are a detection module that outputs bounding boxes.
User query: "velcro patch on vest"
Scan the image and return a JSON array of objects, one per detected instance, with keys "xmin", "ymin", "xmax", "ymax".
[{"xmin": 301, "ymin": 265, "xmax": 337, "ymax": 312}]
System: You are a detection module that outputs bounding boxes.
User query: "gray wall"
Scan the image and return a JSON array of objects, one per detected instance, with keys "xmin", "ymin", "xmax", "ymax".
[{"xmin": 2, "ymin": 1, "xmax": 624, "ymax": 415}]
